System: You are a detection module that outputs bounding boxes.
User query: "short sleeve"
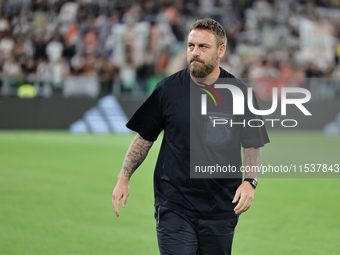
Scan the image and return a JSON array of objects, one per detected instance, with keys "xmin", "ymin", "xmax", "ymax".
[{"xmin": 126, "ymin": 85, "xmax": 164, "ymax": 141}]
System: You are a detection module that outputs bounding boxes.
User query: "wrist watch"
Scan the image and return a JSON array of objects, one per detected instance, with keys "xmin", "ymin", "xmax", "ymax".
[{"xmin": 244, "ymin": 178, "xmax": 257, "ymax": 189}]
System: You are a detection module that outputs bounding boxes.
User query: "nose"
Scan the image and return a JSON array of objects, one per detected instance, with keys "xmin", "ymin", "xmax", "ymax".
[{"xmin": 191, "ymin": 46, "xmax": 200, "ymax": 57}]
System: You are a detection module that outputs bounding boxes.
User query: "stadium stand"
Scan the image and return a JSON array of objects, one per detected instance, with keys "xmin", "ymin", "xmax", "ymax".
[{"xmin": 0, "ymin": 0, "xmax": 339, "ymax": 100}]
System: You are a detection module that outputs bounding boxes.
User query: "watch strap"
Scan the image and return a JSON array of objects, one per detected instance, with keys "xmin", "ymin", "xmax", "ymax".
[{"xmin": 244, "ymin": 178, "xmax": 257, "ymax": 189}]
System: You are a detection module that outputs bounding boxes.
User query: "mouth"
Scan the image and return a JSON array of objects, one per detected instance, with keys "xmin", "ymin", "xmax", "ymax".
[{"xmin": 191, "ymin": 59, "xmax": 204, "ymax": 64}]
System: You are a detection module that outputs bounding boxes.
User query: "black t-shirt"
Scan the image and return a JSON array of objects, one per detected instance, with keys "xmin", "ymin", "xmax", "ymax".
[{"xmin": 126, "ymin": 67, "xmax": 269, "ymax": 219}]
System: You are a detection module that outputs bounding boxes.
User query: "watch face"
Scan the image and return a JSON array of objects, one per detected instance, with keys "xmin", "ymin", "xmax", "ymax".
[{"xmin": 252, "ymin": 179, "xmax": 257, "ymax": 187}]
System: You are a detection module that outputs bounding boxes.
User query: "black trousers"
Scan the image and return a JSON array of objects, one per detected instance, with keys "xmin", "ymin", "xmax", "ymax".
[{"xmin": 155, "ymin": 206, "xmax": 239, "ymax": 255}]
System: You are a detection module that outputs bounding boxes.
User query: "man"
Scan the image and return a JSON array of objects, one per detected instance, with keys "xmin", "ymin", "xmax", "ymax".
[{"xmin": 112, "ymin": 18, "xmax": 269, "ymax": 255}]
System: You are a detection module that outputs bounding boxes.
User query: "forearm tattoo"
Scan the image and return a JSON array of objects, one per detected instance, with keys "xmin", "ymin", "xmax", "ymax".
[
  {"xmin": 243, "ymin": 147, "xmax": 261, "ymax": 179},
  {"xmin": 120, "ymin": 134, "xmax": 153, "ymax": 179}
]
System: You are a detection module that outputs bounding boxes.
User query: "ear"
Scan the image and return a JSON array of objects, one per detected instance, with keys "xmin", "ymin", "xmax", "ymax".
[{"xmin": 218, "ymin": 44, "xmax": 226, "ymax": 59}]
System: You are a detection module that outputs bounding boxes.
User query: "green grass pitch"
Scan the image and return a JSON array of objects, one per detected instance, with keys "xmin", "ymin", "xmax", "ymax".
[{"xmin": 0, "ymin": 131, "xmax": 339, "ymax": 255}]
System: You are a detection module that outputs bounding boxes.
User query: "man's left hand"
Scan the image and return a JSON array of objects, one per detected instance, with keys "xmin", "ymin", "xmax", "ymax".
[{"xmin": 232, "ymin": 181, "xmax": 255, "ymax": 214}]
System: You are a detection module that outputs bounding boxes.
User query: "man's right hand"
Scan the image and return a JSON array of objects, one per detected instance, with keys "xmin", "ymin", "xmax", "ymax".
[
  {"xmin": 112, "ymin": 133, "xmax": 153, "ymax": 217},
  {"xmin": 112, "ymin": 175, "xmax": 130, "ymax": 217}
]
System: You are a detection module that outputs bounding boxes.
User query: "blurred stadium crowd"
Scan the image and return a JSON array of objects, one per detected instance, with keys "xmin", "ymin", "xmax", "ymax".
[{"xmin": 0, "ymin": 0, "xmax": 340, "ymax": 99}]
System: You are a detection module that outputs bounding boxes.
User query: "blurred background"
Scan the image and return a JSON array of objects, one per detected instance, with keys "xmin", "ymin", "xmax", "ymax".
[
  {"xmin": 0, "ymin": 0, "xmax": 340, "ymax": 131},
  {"xmin": 1, "ymin": 1, "xmax": 340, "ymax": 255}
]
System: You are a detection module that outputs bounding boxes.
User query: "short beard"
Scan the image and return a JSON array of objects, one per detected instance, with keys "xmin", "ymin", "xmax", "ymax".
[{"xmin": 188, "ymin": 56, "xmax": 218, "ymax": 78}]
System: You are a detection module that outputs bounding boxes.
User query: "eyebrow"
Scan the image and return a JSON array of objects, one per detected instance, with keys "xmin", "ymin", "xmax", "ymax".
[
  {"xmin": 187, "ymin": 42, "xmax": 210, "ymax": 47},
  {"xmin": 199, "ymin": 43, "xmax": 210, "ymax": 47}
]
